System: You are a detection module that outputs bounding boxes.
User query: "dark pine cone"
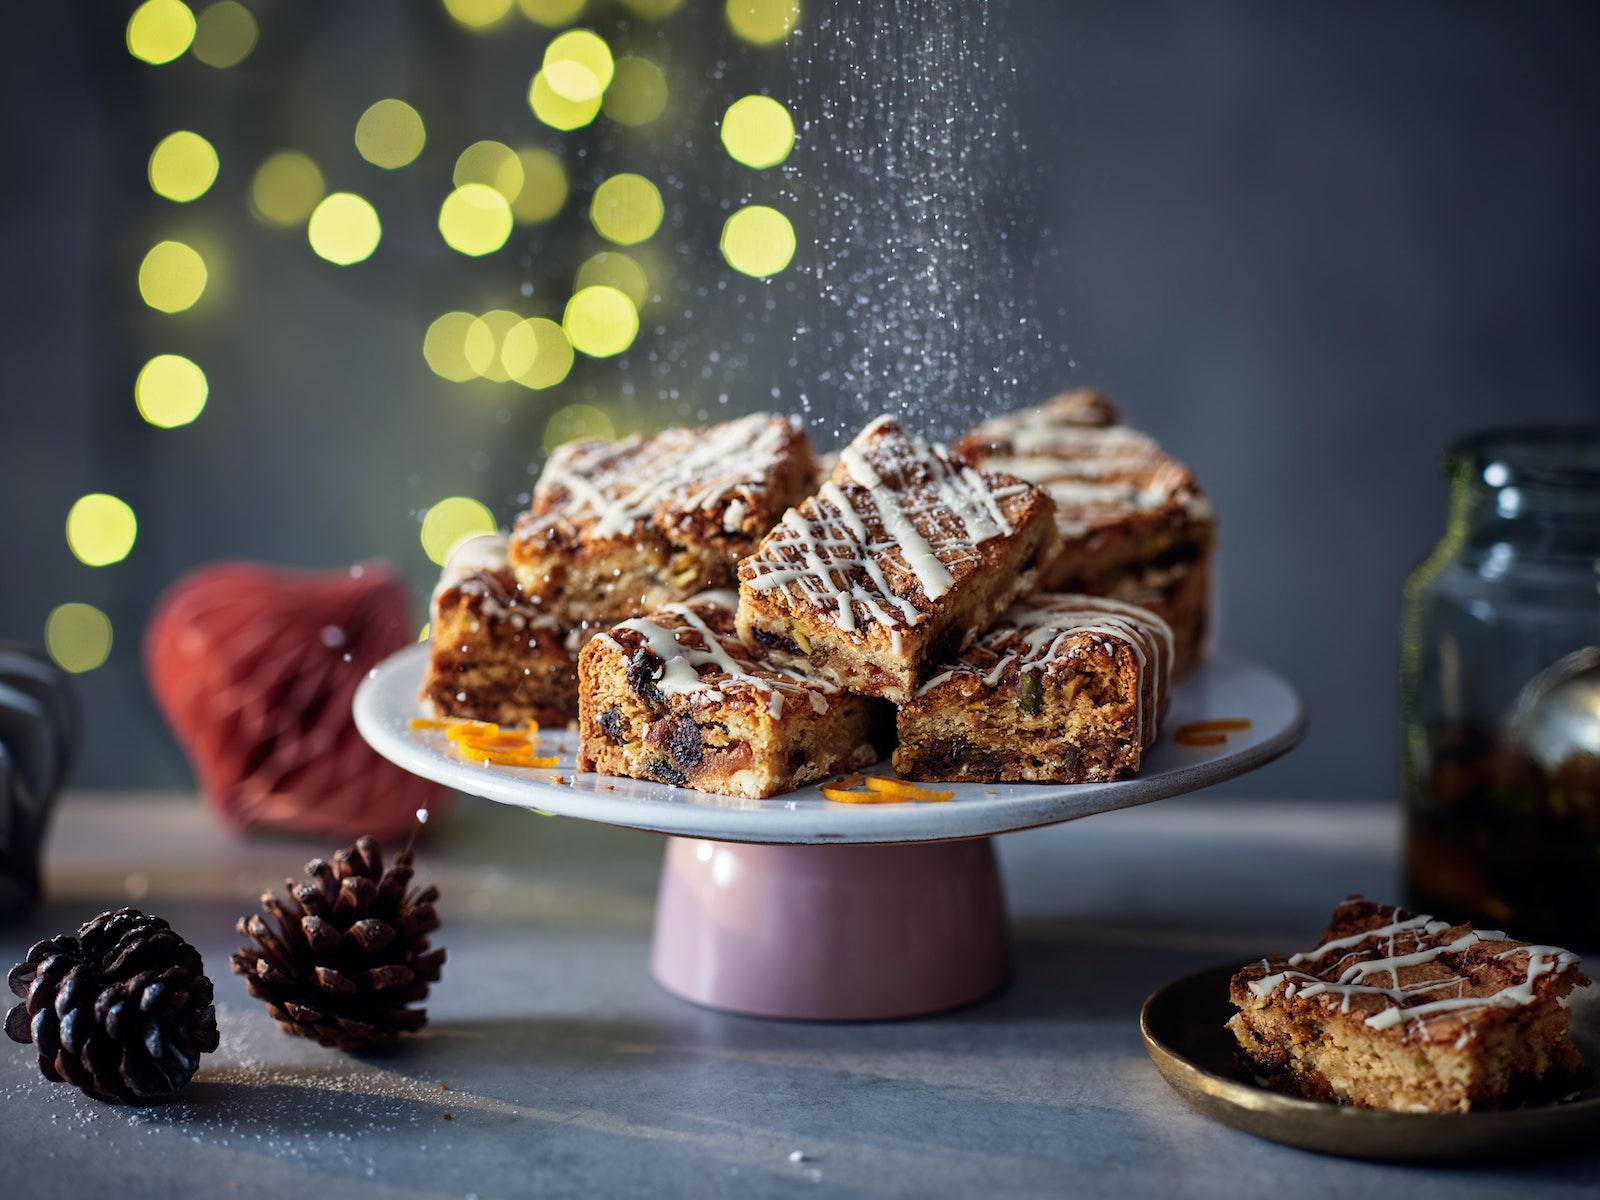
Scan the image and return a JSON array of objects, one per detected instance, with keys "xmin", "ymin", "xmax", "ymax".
[
  {"xmin": 5, "ymin": 908, "xmax": 220, "ymax": 1102},
  {"xmin": 232, "ymin": 835, "xmax": 444, "ymax": 1051}
]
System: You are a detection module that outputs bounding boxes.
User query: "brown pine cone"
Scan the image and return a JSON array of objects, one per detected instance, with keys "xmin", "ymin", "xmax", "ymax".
[
  {"xmin": 5, "ymin": 908, "xmax": 220, "ymax": 1102},
  {"xmin": 232, "ymin": 835, "xmax": 444, "ymax": 1051}
]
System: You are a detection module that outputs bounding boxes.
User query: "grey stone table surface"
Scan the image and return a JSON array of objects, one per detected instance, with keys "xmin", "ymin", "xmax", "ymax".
[{"xmin": 2, "ymin": 793, "xmax": 1595, "ymax": 1200}]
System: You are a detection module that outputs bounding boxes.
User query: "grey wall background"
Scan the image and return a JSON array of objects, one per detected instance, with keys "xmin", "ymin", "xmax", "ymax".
[{"xmin": 2, "ymin": 1, "xmax": 1596, "ymax": 799}]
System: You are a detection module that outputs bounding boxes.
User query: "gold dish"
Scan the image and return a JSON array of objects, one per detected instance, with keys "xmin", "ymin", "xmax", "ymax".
[{"xmin": 1140, "ymin": 961, "xmax": 1600, "ymax": 1162}]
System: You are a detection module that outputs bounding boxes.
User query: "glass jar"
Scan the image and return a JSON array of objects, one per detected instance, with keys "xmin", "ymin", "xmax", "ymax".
[{"xmin": 1401, "ymin": 428, "xmax": 1600, "ymax": 949}]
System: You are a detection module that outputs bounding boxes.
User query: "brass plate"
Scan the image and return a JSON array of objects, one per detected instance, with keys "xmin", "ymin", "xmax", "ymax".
[{"xmin": 1141, "ymin": 962, "xmax": 1600, "ymax": 1162}]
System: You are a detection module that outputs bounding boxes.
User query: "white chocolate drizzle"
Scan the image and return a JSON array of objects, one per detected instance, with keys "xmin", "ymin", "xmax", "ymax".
[
  {"xmin": 1246, "ymin": 902, "xmax": 1585, "ymax": 1039},
  {"xmin": 740, "ymin": 416, "xmax": 1037, "ymax": 635},
  {"xmin": 916, "ymin": 594, "xmax": 1172, "ymax": 747},
  {"xmin": 601, "ymin": 591, "xmax": 835, "ymax": 716},
  {"xmin": 524, "ymin": 413, "xmax": 799, "ymax": 541},
  {"xmin": 431, "ymin": 533, "xmax": 556, "ymax": 628}
]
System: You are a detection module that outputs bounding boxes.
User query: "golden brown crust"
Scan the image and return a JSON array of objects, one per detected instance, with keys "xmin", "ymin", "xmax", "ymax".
[
  {"xmin": 509, "ymin": 413, "xmax": 818, "ymax": 627},
  {"xmin": 1226, "ymin": 896, "xmax": 1591, "ymax": 1112},
  {"xmin": 954, "ymin": 389, "xmax": 1213, "ymax": 674},
  {"xmin": 893, "ymin": 594, "xmax": 1171, "ymax": 783},
  {"xmin": 736, "ymin": 416, "xmax": 1059, "ymax": 704},
  {"xmin": 576, "ymin": 592, "xmax": 879, "ymax": 799},
  {"xmin": 421, "ymin": 562, "xmax": 577, "ymax": 727}
]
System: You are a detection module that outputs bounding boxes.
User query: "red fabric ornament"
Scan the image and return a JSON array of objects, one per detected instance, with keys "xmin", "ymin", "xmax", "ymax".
[{"xmin": 144, "ymin": 561, "xmax": 445, "ymax": 840}]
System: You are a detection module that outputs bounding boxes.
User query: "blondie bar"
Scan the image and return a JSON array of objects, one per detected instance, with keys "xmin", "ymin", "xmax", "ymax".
[{"xmin": 736, "ymin": 416, "xmax": 1058, "ymax": 705}]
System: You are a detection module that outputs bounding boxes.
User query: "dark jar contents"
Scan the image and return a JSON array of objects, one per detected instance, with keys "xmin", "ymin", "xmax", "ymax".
[{"xmin": 1401, "ymin": 428, "xmax": 1600, "ymax": 949}]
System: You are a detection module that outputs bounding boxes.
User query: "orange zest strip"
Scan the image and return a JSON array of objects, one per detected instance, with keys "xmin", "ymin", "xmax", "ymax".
[
  {"xmin": 409, "ymin": 718, "xmax": 453, "ymax": 730},
  {"xmin": 445, "ymin": 720, "xmax": 502, "ymax": 742},
  {"xmin": 455, "ymin": 731, "xmax": 536, "ymax": 750},
  {"xmin": 468, "ymin": 747, "xmax": 547, "ymax": 768},
  {"xmin": 864, "ymin": 775, "xmax": 955, "ymax": 802},
  {"xmin": 1174, "ymin": 730, "xmax": 1226, "ymax": 746},
  {"xmin": 821, "ymin": 786, "xmax": 897, "ymax": 804}
]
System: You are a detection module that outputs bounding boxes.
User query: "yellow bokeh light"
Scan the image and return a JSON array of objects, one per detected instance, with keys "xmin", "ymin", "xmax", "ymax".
[
  {"xmin": 503, "ymin": 318, "xmax": 574, "ymax": 389},
  {"xmin": 575, "ymin": 251, "xmax": 648, "ymax": 309},
  {"xmin": 66, "ymin": 494, "xmax": 138, "ymax": 567},
  {"xmin": 355, "ymin": 99, "xmax": 426, "ymax": 169},
  {"xmin": 308, "ymin": 193, "xmax": 382, "ymax": 265},
  {"xmin": 135, "ymin": 354, "xmax": 209, "ymax": 427},
  {"xmin": 421, "ymin": 497, "xmax": 498, "ymax": 565},
  {"xmin": 726, "ymin": 0, "xmax": 799, "ymax": 45},
  {"xmin": 191, "ymin": 1, "xmax": 257, "ymax": 68},
  {"xmin": 721, "ymin": 95, "xmax": 795, "ymax": 169},
  {"xmin": 454, "ymin": 141, "xmax": 524, "ymax": 203},
  {"xmin": 619, "ymin": 0, "xmax": 683, "ymax": 16},
  {"xmin": 250, "ymin": 151, "xmax": 324, "ymax": 226},
  {"xmin": 511, "ymin": 148, "xmax": 568, "ymax": 223},
  {"xmin": 544, "ymin": 403, "xmax": 615, "ymax": 450},
  {"xmin": 564, "ymin": 286, "xmax": 638, "ymax": 357},
  {"xmin": 423, "ymin": 312, "xmax": 492, "ymax": 382},
  {"xmin": 528, "ymin": 70, "xmax": 601, "ymax": 131},
  {"xmin": 138, "ymin": 241, "xmax": 208, "ymax": 313},
  {"xmin": 517, "ymin": 0, "xmax": 585, "ymax": 25},
  {"xmin": 721, "ymin": 205, "xmax": 796, "ymax": 276},
  {"xmin": 443, "ymin": 0, "xmax": 514, "ymax": 29},
  {"xmin": 544, "ymin": 30, "xmax": 613, "ymax": 101},
  {"xmin": 127, "ymin": 0, "xmax": 196, "ymax": 65},
  {"xmin": 589, "ymin": 173, "xmax": 662, "ymax": 245},
  {"xmin": 472, "ymin": 310, "xmax": 524, "ymax": 382},
  {"xmin": 603, "ymin": 57, "xmax": 668, "ymax": 127},
  {"xmin": 46, "ymin": 604, "xmax": 113, "ymax": 675},
  {"xmin": 148, "ymin": 131, "xmax": 219, "ymax": 202},
  {"xmin": 439, "ymin": 184, "xmax": 514, "ymax": 257}
]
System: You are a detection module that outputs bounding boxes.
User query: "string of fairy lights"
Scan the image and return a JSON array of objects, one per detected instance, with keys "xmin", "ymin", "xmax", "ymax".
[{"xmin": 46, "ymin": 0, "xmax": 804, "ymax": 676}]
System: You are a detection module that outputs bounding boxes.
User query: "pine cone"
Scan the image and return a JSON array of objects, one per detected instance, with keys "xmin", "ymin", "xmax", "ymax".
[
  {"xmin": 5, "ymin": 909, "xmax": 220, "ymax": 1102},
  {"xmin": 232, "ymin": 835, "xmax": 444, "ymax": 1051}
]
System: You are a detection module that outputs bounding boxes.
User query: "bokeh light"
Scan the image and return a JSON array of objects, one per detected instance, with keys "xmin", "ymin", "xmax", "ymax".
[
  {"xmin": 726, "ymin": 0, "xmax": 799, "ymax": 45},
  {"xmin": 421, "ymin": 497, "xmax": 498, "ymax": 565},
  {"xmin": 424, "ymin": 312, "xmax": 494, "ymax": 382},
  {"xmin": 619, "ymin": 0, "xmax": 683, "ymax": 16},
  {"xmin": 250, "ymin": 151, "xmax": 324, "ymax": 226},
  {"xmin": 575, "ymin": 251, "xmax": 648, "ymax": 308},
  {"xmin": 564, "ymin": 286, "xmax": 638, "ymax": 357},
  {"xmin": 528, "ymin": 71, "xmax": 601, "ymax": 130},
  {"xmin": 503, "ymin": 318, "xmax": 574, "ymax": 389},
  {"xmin": 518, "ymin": 0, "xmax": 586, "ymax": 25},
  {"xmin": 127, "ymin": 0, "xmax": 196, "ymax": 65},
  {"xmin": 439, "ymin": 184, "xmax": 514, "ymax": 257},
  {"xmin": 544, "ymin": 403, "xmax": 615, "ymax": 450},
  {"xmin": 46, "ymin": 604, "xmax": 113, "ymax": 675},
  {"xmin": 148, "ymin": 131, "xmax": 219, "ymax": 202},
  {"xmin": 721, "ymin": 95, "xmax": 795, "ymax": 168},
  {"xmin": 472, "ymin": 310, "xmax": 525, "ymax": 382},
  {"xmin": 589, "ymin": 173, "xmax": 662, "ymax": 245},
  {"xmin": 443, "ymin": 0, "xmax": 513, "ymax": 29},
  {"xmin": 66, "ymin": 494, "xmax": 138, "ymax": 567},
  {"xmin": 135, "ymin": 354, "xmax": 209, "ymax": 427},
  {"xmin": 191, "ymin": 1, "xmax": 257, "ymax": 68},
  {"xmin": 543, "ymin": 29, "xmax": 613, "ymax": 102},
  {"xmin": 454, "ymin": 141, "xmax": 523, "ymax": 202},
  {"xmin": 308, "ymin": 193, "xmax": 381, "ymax": 264},
  {"xmin": 511, "ymin": 148, "xmax": 568, "ymax": 223},
  {"xmin": 138, "ymin": 241, "xmax": 208, "ymax": 313},
  {"xmin": 355, "ymin": 99, "xmax": 426, "ymax": 169},
  {"xmin": 721, "ymin": 205, "xmax": 796, "ymax": 276},
  {"xmin": 603, "ymin": 57, "xmax": 668, "ymax": 127}
]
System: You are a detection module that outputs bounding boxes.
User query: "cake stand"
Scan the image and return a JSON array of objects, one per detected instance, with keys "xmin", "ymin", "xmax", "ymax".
[{"xmin": 354, "ymin": 644, "xmax": 1303, "ymax": 1020}]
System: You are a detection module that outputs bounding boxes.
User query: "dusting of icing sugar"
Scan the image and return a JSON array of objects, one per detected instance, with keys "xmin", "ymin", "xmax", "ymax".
[
  {"xmin": 527, "ymin": 413, "xmax": 797, "ymax": 541},
  {"xmin": 741, "ymin": 416, "xmax": 1031, "ymax": 633},
  {"xmin": 602, "ymin": 592, "xmax": 834, "ymax": 715}
]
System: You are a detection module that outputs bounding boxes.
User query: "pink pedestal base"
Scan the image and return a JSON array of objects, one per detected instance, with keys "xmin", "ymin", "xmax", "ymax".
[{"xmin": 650, "ymin": 836, "xmax": 1012, "ymax": 1021}]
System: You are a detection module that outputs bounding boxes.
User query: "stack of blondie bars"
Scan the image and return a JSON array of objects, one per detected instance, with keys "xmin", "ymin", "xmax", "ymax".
[{"xmin": 421, "ymin": 393, "xmax": 1212, "ymax": 799}]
